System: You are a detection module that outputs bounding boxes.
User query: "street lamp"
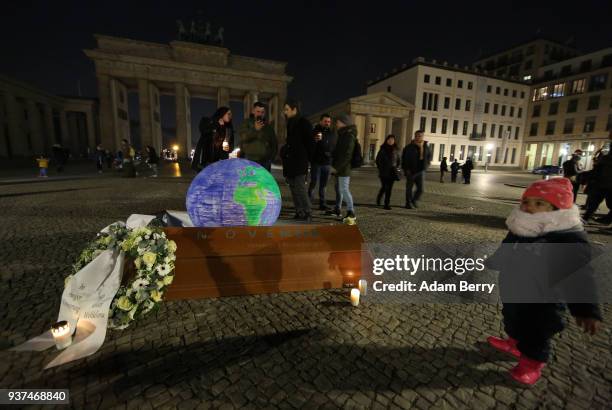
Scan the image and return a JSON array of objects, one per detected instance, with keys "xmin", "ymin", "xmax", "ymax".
[{"xmin": 485, "ymin": 143, "xmax": 493, "ymax": 172}]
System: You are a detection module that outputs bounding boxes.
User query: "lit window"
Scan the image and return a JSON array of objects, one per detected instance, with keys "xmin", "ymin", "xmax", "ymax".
[
  {"xmin": 523, "ymin": 75, "xmax": 532, "ymax": 81},
  {"xmin": 571, "ymin": 79, "xmax": 586, "ymax": 94},
  {"xmin": 551, "ymin": 83, "xmax": 566, "ymax": 98},
  {"xmin": 533, "ymin": 87, "xmax": 549, "ymax": 101}
]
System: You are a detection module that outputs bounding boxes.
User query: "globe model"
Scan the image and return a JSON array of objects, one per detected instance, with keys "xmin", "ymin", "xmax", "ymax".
[{"xmin": 186, "ymin": 159, "xmax": 282, "ymax": 227}]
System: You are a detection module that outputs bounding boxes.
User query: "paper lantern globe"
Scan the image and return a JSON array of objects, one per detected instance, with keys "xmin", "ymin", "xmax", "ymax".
[{"xmin": 186, "ymin": 159, "xmax": 282, "ymax": 227}]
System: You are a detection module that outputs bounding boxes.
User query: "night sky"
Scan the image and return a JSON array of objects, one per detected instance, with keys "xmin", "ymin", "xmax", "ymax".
[{"xmin": 1, "ymin": 0, "xmax": 611, "ymax": 130}]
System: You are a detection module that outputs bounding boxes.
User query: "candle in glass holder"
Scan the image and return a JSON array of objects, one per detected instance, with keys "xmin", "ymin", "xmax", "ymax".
[
  {"xmin": 51, "ymin": 321, "xmax": 72, "ymax": 350},
  {"xmin": 358, "ymin": 279, "xmax": 367, "ymax": 296},
  {"xmin": 222, "ymin": 140, "xmax": 229, "ymax": 151},
  {"xmin": 350, "ymin": 288, "xmax": 360, "ymax": 307}
]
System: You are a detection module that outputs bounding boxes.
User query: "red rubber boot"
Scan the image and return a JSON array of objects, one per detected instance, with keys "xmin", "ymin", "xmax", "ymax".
[
  {"xmin": 510, "ymin": 356, "xmax": 546, "ymax": 385},
  {"xmin": 487, "ymin": 336, "xmax": 520, "ymax": 358}
]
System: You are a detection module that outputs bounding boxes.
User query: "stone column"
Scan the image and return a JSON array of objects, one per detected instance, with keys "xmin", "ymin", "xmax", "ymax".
[
  {"xmin": 138, "ymin": 79, "xmax": 153, "ymax": 150},
  {"xmin": 59, "ymin": 110, "xmax": 69, "ymax": 148},
  {"xmin": 85, "ymin": 108, "xmax": 96, "ymax": 152},
  {"xmin": 400, "ymin": 117, "xmax": 409, "ymax": 148},
  {"xmin": 43, "ymin": 105, "xmax": 56, "ymax": 147},
  {"xmin": 175, "ymin": 83, "xmax": 192, "ymax": 158},
  {"xmin": 534, "ymin": 143, "xmax": 543, "ymax": 168},
  {"xmin": 386, "ymin": 116, "xmax": 394, "ymax": 139},
  {"xmin": 96, "ymin": 74, "xmax": 116, "ymax": 151},
  {"xmin": 3, "ymin": 92, "xmax": 27, "ymax": 156},
  {"xmin": 110, "ymin": 78, "xmax": 130, "ymax": 149},
  {"xmin": 217, "ymin": 87, "xmax": 230, "ymax": 108},
  {"xmin": 26, "ymin": 100, "xmax": 45, "ymax": 154},
  {"xmin": 363, "ymin": 114, "xmax": 373, "ymax": 163}
]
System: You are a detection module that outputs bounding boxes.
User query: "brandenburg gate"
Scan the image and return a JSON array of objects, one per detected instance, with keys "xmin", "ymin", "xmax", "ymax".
[{"xmin": 85, "ymin": 35, "xmax": 292, "ymax": 155}]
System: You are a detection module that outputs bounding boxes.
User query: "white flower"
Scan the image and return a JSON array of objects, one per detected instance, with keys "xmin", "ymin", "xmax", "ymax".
[
  {"xmin": 134, "ymin": 237, "xmax": 142, "ymax": 244},
  {"xmin": 167, "ymin": 240, "xmax": 177, "ymax": 253},
  {"xmin": 155, "ymin": 263, "xmax": 171, "ymax": 276},
  {"xmin": 132, "ymin": 278, "xmax": 150, "ymax": 292},
  {"xmin": 153, "ymin": 233, "xmax": 161, "ymax": 240},
  {"xmin": 128, "ymin": 305, "xmax": 138, "ymax": 320}
]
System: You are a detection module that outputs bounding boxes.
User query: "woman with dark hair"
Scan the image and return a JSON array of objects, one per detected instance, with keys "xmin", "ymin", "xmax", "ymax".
[
  {"xmin": 376, "ymin": 135, "xmax": 401, "ymax": 210},
  {"xmin": 191, "ymin": 107, "xmax": 234, "ymax": 171}
]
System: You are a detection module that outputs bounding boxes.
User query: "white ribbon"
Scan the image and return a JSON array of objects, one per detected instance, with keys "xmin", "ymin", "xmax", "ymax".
[{"xmin": 12, "ymin": 214, "xmax": 156, "ymax": 369}]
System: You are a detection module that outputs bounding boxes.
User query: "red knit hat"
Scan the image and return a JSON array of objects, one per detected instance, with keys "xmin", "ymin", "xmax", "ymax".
[{"xmin": 522, "ymin": 178, "xmax": 574, "ymax": 209}]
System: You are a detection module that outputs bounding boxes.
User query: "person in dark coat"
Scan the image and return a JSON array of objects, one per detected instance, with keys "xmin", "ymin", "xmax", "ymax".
[
  {"xmin": 583, "ymin": 132, "xmax": 612, "ymax": 224},
  {"xmin": 238, "ymin": 101, "xmax": 277, "ymax": 171},
  {"xmin": 280, "ymin": 99, "xmax": 315, "ymax": 221},
  {"xmin": 145, "ymin": 145, "xmax": 159, "ymax": 177},
  {"xmin": 331, "ymin": 113, "xmax": 357, "ymax": 225},
  {"xmin": 375, "ymin": 135, "xmax": 401, "ymax": 210},
  {"xmin": 439, "ymin": 156, "xmax": 448, "ymax": 183},
  {"xmin": 95, "ymin": 144, "xmax": 105, "ymax": 173},
  {"xmin": 450, "ymin": 159, "xmax": 460, "ymax": 183},
  {"xmin": 401, "ymin": 130, "xmax": 432, "ymax": 209},
  {"xmin": 105, "ymin": 150, "xmax": 113, "ymax": 169},
  {"xmin": 486, "ymin": 178, "xmax": 601, "ymax": 386},
  {"xmin": 562, "ymin": 149, "xmax": 583, "ymax": 202},
  {"xmin": 52, "ymin": 144, "xmax": 67, "ymax": 172},
  {"xmin": 308, "ymin": 114, "xmax": 337, "ymax": 211},
  {"xmin": 191, "ymin": 107, "xmax": 234, "ymax": 172},
  {"xmin": 462, "ymin": 157, "xmax": 474, "ymax": 184}
]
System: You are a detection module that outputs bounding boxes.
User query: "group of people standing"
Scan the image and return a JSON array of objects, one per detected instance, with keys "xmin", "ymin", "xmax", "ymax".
[
  {"xmin": 190, "ymin": 101, "xmax": 359, "ymax": 225},
  {"xmin": 94, "ymin": 140, "xmax": 159, "ymax": 178}
]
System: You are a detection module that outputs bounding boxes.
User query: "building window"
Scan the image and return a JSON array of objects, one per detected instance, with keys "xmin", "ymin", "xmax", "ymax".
[
  {"xmin": 545, "ymin": 121, "xmax": 556, "ymax": 135},
  {"xmin": 420, "ymin": 116, "xmax": 427, "ymax": 130},
  {"xmin": 465, "ymin": 100, "xmax": 471, "ymax": 111},
  {"xmin": 491, "ymin": 124, "xmax": 496, "ymax": 138},
  {"xmin": 532, "ymin": 105, "xmax": 541, "ymax": 117},
  {"xmin": 529, "ymin": 122, "xmax": 538, "ymax": 136},
  {"xmin": 444, "ymin": 97, "xmax": 450, "ymax": 109},
  {"xmin": 571, "ymin": 78, "xmax": 586, "ymax": 94},
  {"xmin": 450, "ymin": 144, "xmax": 456, "ymax": 160},
  {"xmin": 518, "ymin": 107, "xmax": 523, "ymax": 118},
  {"xmin": 511, "ymin": 148, "xmax": 517, "ymax": 164},
  {"xmin": 431, "ymin": 118, "xmax": 438, "ymax": 133},
  {"xmin": 424, "ymin": 74, "xmax": 430, "ymax": 83},
  {"xmin": 501, "ymin": 105, "xmax": 506, "ymax": 116},
  {"xmin": 567, "ymin": 99, "xmax": 578, "ymax": 113},
  {"xmin": 563, "ymin": 118, "xmax": 574, "ymax": 134},
  {"xmin": 498, "ymin": 124, "xmax": 503, "ymax": 138},
  {"xmin": 533, "ymin": 86, "xmax": 549, "ymax": 101},
  {"xmin": 507, "ymin": 125, "xmax": 512, "ymax": 138},
  {"xmin": 438, "ymin": 144, "xmax": 445, "ymax": 161},
  {"xmin": 494, "ymin": 147, "xmax": 501, "ymax": 163},
  {"xmin": 442, "ymin": 119, "xmax": 448, "ymax": 134},
  {"xmin": 422, "ymin": 92, "xmax": 427, "ymax": 110},
  {"xmin": 446, "ymin": 78, "xmax": 452, "ymax": 87},
  {"xmin": 520, "ymin": 91, "xmax": 525, "ymax": 98},
  {"xmin": 458, "ymin": 80, "xmax": 464, "ymax": 88},
  {"xmin": 584, "ymin": 116, "xmax": 596, "ymax": 132},
  {"xmin": 524, "ymin": 60, "xmax": 533, "ymax": 70},
  {"xmin": 509, "ymin": 106, "xmax": 515, "ymax": 117},
  {"xmin": 512, "ymin": 89, "xmax": 517, "ymax": 98},
  {"xmin": 561, "ymin": 65, "xmax": 572, "ymax": 76},
  {"xmin": 504, "ymin": 88, "xmax": 509, "ymax": 96},
  {"xmin": 602, "ymin": 54, "xmax": 612, "ymax": 68},
  {"xmin": 514, "ymin": 127, "xmax": 520, "ymax": 139},
  {"xmin": 587, "ymin": 95, "xmax": 600, "ymax": 110},
  {"xmin": 452, "ymin": 120, "xmax": 459, "ymax": 135},
  {"xmin": 460, "ymin": 145, "xmax": 466, "ymax": 160},
  {"xmin": 548, "ymin": 102, "xmax": 559, "ymax": 115},
  {"xmin": 387, "ymin": 86, "xmax": 392, "ymax": 92},
  {"xmin": 588, "ymin": 74, "xmax": 608, "ymax": 92},
  {"xmin": 496, "ymin": 86, "xmax": 501, "ymax": 94},
  {"xmin": 493, "ymin": 104, "xmax": 499, "ymax": 115},
  {"xmin": 579, "ymin": 60, "xmax": 592, "ymax": 72},
  {"xmin": 486, "ymin": 85, "xmax": 492, "ymax": 93},
  {"xmin": 455, "ymin": 98, "xmax": 461, "ymax": 110},
  {"xmin": 435, "ymin": 76, "xmax": 441, "ymax": 85},
  {"xmin": 462, "ymin": 121, "xmax": 468, "ymax": 136},
  {"xmin": 482, "ymin": 123, "xmax": 488, "ymax": 137},
  {"xmin": 606, "ymin": 114, "xmax": 612, "ymax": 131},
  {"xmin": 468, "ymin": 81, "xmax": 473, "ymax": 90},
  {"xmin": 551, "ymin": 83, "xmax": 566, "ymax": 98},
  {"xmin": 434, "ymin": 94, "xmax": 439, "ymax": 111},
  {"xmin": 484, "ymin": 102, "xmax": 490, "ymax": 114}
]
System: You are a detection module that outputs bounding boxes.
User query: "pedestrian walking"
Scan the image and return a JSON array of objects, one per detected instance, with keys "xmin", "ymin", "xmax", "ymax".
[
  {"xmin": 95, "ymin": 144, "xmax": 105, "ymax": 174},
  {"xmin": 462, "ymin": 157, "xmax": 474, "ymax": 184},
  {"xmin": 191, "ymin": 107, "xmax": 234, "ymax": 171},
  {"xmin": 440, "ymin": 156, "xmax": 448, "ymax": 183},
  {"xmin": 562, "ymin": 149, "xmax": 583, "ymax": 203},
  {"xmin": 145, "ymin": 145, "xmax": 159, "ymax": 177},
  {"xmin": 309, "ymin": 114, "xmax": 337, "ymax": 211},
  {"xmin": 450, "ymin": 159, "xmax": 460, "ymax": 183},
  {"xmin": 375, "ymin": 135, "xmax": 401, "ymax": 210},
  {"xmin": 486, "ymin": 178, "xmax": 601, "ymax": 386},
  {"xmin": 330, "ymin": 113, "xmax": 358, "ymax": 224},
  {"xmin": 105, "ymin": 150, "xmax": 113, "ymax": 169},
  {"xmin": 238, "ymin": 101, "xmax": 278, "ymax": 171},
  {"xmin": 36, "ymin": 155, "xmax": 49, "ymax": 178},
  {"xmin": 280, "ymin": 99, "xmax": 315, "ymax": 222},
  {"xmin": 583, "ymin": 131, "xmax": 612, "ymax": 224},
  {"xmin": 401, "ymin": 130, "xmax": 432, "ymax": 209},
  {"xmin": 120, "ymin": 139, "xmax": 136, "ymax": 178}
]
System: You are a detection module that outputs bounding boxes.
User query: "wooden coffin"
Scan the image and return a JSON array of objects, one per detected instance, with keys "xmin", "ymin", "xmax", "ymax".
[{"xmin": 163, "ymin": 224, "xmax": 368, "ymax": 299}]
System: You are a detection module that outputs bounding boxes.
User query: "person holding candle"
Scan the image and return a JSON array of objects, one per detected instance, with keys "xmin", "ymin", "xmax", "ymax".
[
  {"xmin": 238, "ymin": 101, "xmax": 278, "ymax": 172},
  {"xmin": 191, "ymin": 107, "xmax": 234, "ymax": 171}
]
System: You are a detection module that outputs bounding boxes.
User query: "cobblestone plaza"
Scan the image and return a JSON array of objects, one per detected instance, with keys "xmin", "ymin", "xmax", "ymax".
[{"xmin": 0, "ymin": 165, "xmax": 610, "ymax": 409}]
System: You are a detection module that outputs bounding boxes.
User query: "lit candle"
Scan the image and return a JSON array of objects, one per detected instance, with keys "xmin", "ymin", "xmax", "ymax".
[
  {"xmin": 350, "ymin": 288, "xmax": 360, "ymax": 307},
  {"xmin": 358, "ymin": 279, "xmax": 367, "ymax": 296},
  {"xmin": 51, "ymin": 321, "xmax": 72, "ymax": 350}
]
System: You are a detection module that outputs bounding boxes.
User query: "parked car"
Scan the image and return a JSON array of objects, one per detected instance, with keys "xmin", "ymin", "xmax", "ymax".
[{"xmin": 532, "ymin": 165, "xmax": 563, "ymax": 175}]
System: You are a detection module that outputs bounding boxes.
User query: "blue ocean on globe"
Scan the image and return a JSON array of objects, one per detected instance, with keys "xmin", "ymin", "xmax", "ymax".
[{"xmin": 186, "ymin": 159, "xmax": 282, "ymax": 227}]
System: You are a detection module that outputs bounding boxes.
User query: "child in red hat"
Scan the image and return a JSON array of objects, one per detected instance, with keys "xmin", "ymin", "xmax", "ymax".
[{"xmin": 486, "ymin": 177, "xmax": 602, "ymax": 385}]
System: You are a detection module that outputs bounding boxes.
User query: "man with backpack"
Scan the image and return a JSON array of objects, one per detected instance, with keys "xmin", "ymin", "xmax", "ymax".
[
  {"xmin": 401, "ymin": 130, "xmax": 432, "ymax": 209},
  {"xmin": 328, "ymin": 113, "xmax": 359, "ymax": 225}
]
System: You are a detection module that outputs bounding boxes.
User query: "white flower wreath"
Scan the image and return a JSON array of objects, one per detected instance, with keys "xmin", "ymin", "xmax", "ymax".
[{"xmin": 66, "ymin": 223, "xmax": 177, "ymax": 329}]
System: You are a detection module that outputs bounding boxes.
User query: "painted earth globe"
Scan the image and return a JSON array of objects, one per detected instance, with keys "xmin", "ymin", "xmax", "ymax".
[{"xmin": 186, "ymin": 159, "xmax": 282, "ymax": 227}]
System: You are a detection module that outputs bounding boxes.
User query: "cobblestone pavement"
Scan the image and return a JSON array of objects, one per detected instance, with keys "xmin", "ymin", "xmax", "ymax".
[{"xmin": 0, "ymin": 164, "xmax": 610, "ymax": 409}]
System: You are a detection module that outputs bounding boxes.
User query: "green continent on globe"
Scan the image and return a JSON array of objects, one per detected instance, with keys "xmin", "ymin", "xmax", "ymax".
[{"xmin": 233, "ymin": 166, "xmax": 281, "ymax": 225}]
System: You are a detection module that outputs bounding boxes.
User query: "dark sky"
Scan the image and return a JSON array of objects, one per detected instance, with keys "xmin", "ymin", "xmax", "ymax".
[{"xmin": 1, "ymin": 0, "xmax": 611, "ymax": 125}]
